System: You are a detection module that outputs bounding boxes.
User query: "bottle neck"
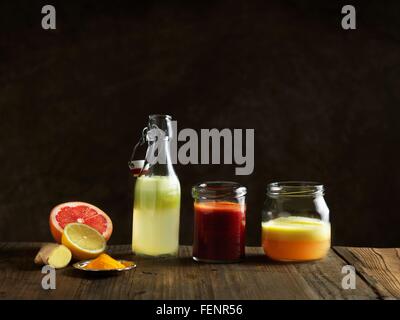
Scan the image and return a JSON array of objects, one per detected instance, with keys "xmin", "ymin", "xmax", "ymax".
[
  {"xmin": 145, "ymin": 139, "xmax": 176, "ymax": 176},
  {"xmin": 141, "ymin": 114, "xmax": 176, "ymax": 177}
]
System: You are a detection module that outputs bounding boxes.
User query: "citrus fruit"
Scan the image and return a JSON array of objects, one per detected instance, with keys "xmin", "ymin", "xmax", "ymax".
[
  {"xmin": 61, "ymin": 223, "xmax": 106, "ymax": 260},
  {"xmin": 49, "ymin": 201, "xmax": 113, "ymax": 243}
]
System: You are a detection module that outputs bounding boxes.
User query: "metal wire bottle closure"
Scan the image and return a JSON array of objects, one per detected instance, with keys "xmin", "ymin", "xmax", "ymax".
[{"xmin": 128, "ymin": 127, "xmax": 148, "ymax": 177}]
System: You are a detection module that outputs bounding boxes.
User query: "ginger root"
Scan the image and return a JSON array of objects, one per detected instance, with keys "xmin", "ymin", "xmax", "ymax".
[{"xmin": 34, "ymin": 243, "xmax": 72, "ymax": 269}]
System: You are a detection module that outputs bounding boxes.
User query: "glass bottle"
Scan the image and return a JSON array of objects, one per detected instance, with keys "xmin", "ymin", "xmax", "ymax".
[
  {"xmin": 261, "ymin": 181, "xmax": 330, "ymax": 262},
  {"xmin": 132, "ymin": 115, "xmax": 181, "ymax": 257},
  {"xmin": 192, "ymin": 181, "xmax": 247, "ymax": 263}
]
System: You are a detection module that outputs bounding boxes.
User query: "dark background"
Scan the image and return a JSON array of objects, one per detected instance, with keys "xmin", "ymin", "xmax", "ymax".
[{"xmin": 0, "ymin": 0, "xmax": 399, "ymax": 246}]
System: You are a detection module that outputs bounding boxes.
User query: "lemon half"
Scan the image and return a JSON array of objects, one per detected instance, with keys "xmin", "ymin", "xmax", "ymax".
[{"xmin": 62, "ymin": 223, "xmax": 106, "ymax": 260}]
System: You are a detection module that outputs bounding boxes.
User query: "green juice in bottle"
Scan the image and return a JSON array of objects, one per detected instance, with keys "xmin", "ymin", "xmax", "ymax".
[
  {"xmin": 131, "ymin": 115, "xmax": 181, "ymax": 257},
  {"xmin": 133, "ymin": 175, "xmax": 180, "ymax": 256}
]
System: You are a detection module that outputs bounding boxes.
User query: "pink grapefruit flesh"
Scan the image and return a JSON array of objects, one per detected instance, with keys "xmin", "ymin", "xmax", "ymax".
[{"xmin": 49, "ymin": 202, "xmax": 113, "ymax": 243}]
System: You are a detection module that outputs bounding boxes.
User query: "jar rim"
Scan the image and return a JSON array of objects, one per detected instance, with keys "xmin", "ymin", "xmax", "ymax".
[
  {"xmin": 267, "ymin": 181, "xmax": 324, "ymax": 197},
  {"xmin": 192, "ymin": 181, "xmax": 247, "ymax": 200}
]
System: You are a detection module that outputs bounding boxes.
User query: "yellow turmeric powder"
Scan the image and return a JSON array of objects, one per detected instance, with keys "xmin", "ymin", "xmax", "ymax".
[{"xmin": 85, "ymin": 253, "xmax": 126, "ymax": 270}]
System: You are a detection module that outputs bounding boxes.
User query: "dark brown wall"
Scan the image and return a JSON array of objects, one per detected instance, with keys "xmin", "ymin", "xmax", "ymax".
[{"xmin": 0, "ymin": 0, "xmax": 399, "ymax": 246}]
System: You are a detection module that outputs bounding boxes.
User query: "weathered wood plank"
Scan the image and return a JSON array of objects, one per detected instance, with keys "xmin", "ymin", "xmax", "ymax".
[
  {"xmin": 0, "ymin": 243, "xmax": 386, "ymax": 300},
  {"xmin": 334, "ymin": 247, "xmax": 400, "ymax": 299},
  {"xmin": 292, "ymin": 248, "xmax": 378, "ymax": 300},
  {"xmin": 56, "ymin": 246, "xmax": 314, "ymax": 300},
  {"xmin": 188, "ymin": 247, "xmax": 318, "ymax": 300},
  {"xmin": 0, "ymin": 243, "xmax": 90, "ymax": 299}
]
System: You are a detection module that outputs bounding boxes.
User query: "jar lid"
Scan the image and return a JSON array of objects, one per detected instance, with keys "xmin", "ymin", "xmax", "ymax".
[
  {"xmin": 192, "ymin": 181, "xmax": 247, "ymax": 200},
  {"xmin": 267, "ymin": 181, "xmax": 324, "ymax": 197}
]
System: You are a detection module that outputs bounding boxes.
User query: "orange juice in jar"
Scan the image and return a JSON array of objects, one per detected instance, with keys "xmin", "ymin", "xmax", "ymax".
[{"xmin": 261, "ymin": 182, "xmax": 331, "ymax": 262}]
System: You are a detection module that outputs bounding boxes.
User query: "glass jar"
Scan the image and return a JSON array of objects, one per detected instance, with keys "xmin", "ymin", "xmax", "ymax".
[
  {"xmin": 261, "ymin": 181, "xmax": 330, "ymax": 262},
  {"xmin": 131, "ymin": 114, "xmax": 181, "ymax": 257},
  {"xmin": 192, "ymin": 181, "xmax": 246, "ymax": 263}
]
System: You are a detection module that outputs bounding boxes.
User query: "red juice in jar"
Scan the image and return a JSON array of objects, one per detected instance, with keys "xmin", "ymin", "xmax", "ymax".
[{"xmin": 192, "ymin": 182, "xmax": 247, "ymax": 263}]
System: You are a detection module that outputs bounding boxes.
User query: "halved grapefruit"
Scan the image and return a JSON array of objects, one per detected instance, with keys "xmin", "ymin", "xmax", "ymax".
[{"xmin": 49, "ymin": 202, "xmax": 113, "ymax": 243}]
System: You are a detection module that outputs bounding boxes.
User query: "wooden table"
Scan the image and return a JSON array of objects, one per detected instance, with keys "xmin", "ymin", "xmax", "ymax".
[{"xmin": 0, "ymin": 243, "xmax": 399, "ymax": 300}]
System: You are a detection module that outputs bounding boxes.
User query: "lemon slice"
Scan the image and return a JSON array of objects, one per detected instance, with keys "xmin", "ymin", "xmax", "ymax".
[{"xmin": 62, "ymin": 223, "xmax": 106, "ymax": 260}]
